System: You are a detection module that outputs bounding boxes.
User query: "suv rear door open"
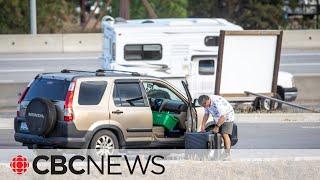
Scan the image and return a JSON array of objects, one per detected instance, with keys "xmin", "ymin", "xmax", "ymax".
[{"xmin": 109, "ymin": 79, "xmax": 153, "ymax": 142}]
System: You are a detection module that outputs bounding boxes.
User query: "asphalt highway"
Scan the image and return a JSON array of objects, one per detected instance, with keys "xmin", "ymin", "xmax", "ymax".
[
  {"xmin": 0, "ymin": 49, "xmax": 319, "ymax": 83},
  {"xmin": 1, "ymin": 121, "xmax": 320, "ymax": 149},
  {"xmin": 281, "ymin": 49, "xmax": 320, "ymax": 75},
  {"xmin": 0, "ymin": 49, "xmax": 320, "ymax": 149}
]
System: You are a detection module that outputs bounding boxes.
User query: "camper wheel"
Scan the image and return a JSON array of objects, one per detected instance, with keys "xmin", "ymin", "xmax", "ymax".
[{"xmin": 259, "ymin": 94, "xmax": 282, "ymax": 111}]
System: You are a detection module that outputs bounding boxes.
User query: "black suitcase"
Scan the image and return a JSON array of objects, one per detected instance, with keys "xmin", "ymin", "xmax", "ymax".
[
  {"xmin": 230, "ymin": 123, "xmax": 238, "ymax": 146},
  {"xmin": 205, "ymin": 122, "xmax": 239, "ymax": 146},
  {"xmin": 185, "ymin": 132, "xmax": 222, "ymax": 149}
]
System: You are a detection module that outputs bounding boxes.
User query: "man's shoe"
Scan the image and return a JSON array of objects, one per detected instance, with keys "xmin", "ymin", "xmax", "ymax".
[{"xmin": 221, "ymin": 151, "xmax": 232, "ymax": 161}]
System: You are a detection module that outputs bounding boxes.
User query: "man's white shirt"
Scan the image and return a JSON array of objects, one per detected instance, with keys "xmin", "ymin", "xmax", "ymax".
[{"xmin": 204, "ymin": 95, "xmax": 235, "ymax": 124}]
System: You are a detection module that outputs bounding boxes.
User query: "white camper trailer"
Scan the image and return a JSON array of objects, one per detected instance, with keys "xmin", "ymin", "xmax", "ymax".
[{"xmin": 101, "ymin": 17, "xmax": 297, "ymax": 109}]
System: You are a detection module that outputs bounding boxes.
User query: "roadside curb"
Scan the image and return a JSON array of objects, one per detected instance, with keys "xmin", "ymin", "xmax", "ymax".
[{"xmin": 235, "ymin": 113, "xmax": 320, "ymax": 123}]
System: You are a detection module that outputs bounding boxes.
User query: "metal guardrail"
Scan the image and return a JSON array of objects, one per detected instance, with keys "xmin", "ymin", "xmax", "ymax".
[{"xmin": 244, "ymin": 91, "xmax": 319, "ymax": 113}]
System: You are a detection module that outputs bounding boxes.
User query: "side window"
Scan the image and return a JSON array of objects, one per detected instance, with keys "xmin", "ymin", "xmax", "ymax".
[
  {"xmin": 204, "ymin": 36, "xmax": 219, "ymax": 46},
  {"xmin": 124, "ymin": 44, "xmax": 162, "ymax": 61},
  {"xmin": 199, "ymin": 60, "xmax": 215, "ymax": 75},
  {"xmin": 113, "ymin": 82, "xmax": 146, "ymax": 107},
  {"xmin": 78, "ymin": 81, "xmax": 107, "ymax": 105},
  {"xmin": 143, "ymin": 82, "xmax": 183, "ymax": 102}
]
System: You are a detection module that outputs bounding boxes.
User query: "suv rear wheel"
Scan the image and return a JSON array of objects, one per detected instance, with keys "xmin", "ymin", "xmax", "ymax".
[{"xmin": 89, "ymin": 130, "xmax": 119, "ymax": 156}]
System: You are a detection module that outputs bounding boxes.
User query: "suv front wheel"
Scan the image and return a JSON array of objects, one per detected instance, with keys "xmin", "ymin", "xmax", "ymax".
[{"xmin": 89, "ymin": 130, "xmax": 119, "ymax": 156}]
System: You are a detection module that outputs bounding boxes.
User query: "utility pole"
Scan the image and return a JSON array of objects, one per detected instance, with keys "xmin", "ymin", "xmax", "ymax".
[
  {"xmin": 30, "ymin": 0, "xmax": 37, "ymax": 35},
  {"xmin": 119, "ymin": 0, "xmax": 130, "ymax": 19},
  {"xmin": 80, "ymin": 0, "xmax": 86, "ymax": 26}
]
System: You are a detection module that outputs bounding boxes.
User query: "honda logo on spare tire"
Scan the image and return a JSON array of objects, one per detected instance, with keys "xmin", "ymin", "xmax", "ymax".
[
  {"xmin": 26, "ymin": 98, "xmax": 57, "ymax": 136},
  {"xmin": 27, "ymin": 112, "xmax": 45, "ymax": 119}
]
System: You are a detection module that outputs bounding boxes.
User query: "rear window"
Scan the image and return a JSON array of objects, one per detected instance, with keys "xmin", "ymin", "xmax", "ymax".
[
  {"xmin": 24, "ymin": 78, "xmax": 70, "ymax": 101},
  {"xmin": 78, "ymin": 81, "xmax": 107, "ymax": 105}
]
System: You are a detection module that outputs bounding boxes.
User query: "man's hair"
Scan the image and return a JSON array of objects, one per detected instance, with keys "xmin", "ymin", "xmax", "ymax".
[{"xmin": 198, "ymin": 95, "xmax": 210, "ymax": 106}]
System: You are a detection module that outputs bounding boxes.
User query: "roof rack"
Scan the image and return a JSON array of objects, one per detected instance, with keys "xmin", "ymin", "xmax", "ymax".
[
  {"xmin": 95, "ymin": 69, "xmax": 140, "ymax": 76},
  {"xmin": 61, "ymin": 69, "xmax": 96, "ymax": 73},
  {"xmin": 61, "ymin": 69, "xmax": 141, "ymax": 76}
]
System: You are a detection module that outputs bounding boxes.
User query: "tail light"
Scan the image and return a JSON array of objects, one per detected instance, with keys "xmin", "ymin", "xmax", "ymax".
[
  {"xmin": 17, "ymin": 80, "xmax": 34, "ymax": 116},
  {"xmin": 18, "ymin": 80, "xmax": 33, "ymax": 104},
  {"xmin": 64, "ymin": 81, "xmax": 76, "ymax": 121}
]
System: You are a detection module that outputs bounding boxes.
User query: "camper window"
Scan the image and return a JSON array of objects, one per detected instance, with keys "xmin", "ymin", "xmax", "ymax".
[
  {"xmin": 124, "ymin": 44, "xmax": 162, "ymax": 60},
  {"xmin": 199, "ymin": 60, "xmax": 215, "ymax": 75},
  {"xmin": 204, "ymin": 36, "xmax": 219, "ymax": 46}
]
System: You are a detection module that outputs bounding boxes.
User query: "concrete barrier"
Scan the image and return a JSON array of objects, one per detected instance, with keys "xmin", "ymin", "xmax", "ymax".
[
  {"xmin": 0, "ymin": 33, "xmax": 102, "ymax": 53},
  {"xmin": 282, "ymin": 30, "xmax": 320, "ymax": 49},
  {"xmin": 0, "ymin": 34, "xmax": 63, "ymax": 53},
  {"xmin": 294, "ymin": 74, "xmax": 320, "ymax": 102},
  {"xmin": 62, "ymin": 33, "xmax": 102, "ymax": 52},
  {"xmin": 0, "ymin": 30, "xmax": 319, "ymax": 53}
]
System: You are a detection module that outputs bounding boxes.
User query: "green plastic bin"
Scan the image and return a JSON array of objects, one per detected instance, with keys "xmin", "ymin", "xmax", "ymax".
[{"xmin": 152, "ymin": 111, "xmax": 179, "ymax": 130}]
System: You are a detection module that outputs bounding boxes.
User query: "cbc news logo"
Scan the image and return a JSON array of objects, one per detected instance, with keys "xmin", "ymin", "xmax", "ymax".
[
  {"xmin": 10, "ymin": 155, "xmax": 30, "ymax": 175},
  {"xmin": 8, "ymin": 153, "xmax": 165, "ymax": 176}
]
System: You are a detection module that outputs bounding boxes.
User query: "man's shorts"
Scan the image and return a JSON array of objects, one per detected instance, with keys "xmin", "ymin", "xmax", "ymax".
[
  {"xmin": 205, "ymin": 121, "xmax": 234, "ymax": 135},
  {"xmin": 219, "ymin": 122, "xmax": 233, "ymax": 135}
]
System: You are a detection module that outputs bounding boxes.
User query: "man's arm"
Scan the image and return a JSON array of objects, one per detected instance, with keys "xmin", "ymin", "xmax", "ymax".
[
  {"xmin": 200, "ymin": 113, "xmax": 209, "ymax": 132},
  {"xmin": 212, "ymin": 115, "xmax": 225, "ymax": 133},
  {"xmin": 216, "ymin": 115, "xmax": 225, "ymax": 127}
]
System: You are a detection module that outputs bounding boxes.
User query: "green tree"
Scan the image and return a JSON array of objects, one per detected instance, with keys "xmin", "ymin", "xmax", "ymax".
[
  {"xmin": 0, "ymin": 0, "xmax": 29, "ymax": 34},
  {"xmin": 131, "ymin": 0, "xmax": 188, "ymax": 18},
  {"xmin": 188, "ymin": 0, "xmax": 217, "ymax": 18},
  {"xmin": 36, "ymin": 0, "xmax": 77, "ymax": 33},
  {"xmin": 0, "ymin": 0, "xmax": 77, "ymax": 34},
  {"xmin": 188, "ymin": 0, "xmax": 284, "ymax": 29},
  {"xmin": 109, "ymin": 0, "xmax": 188, "ymax": 19},
  {"xmin": 236, "ymin": 0, "xmax": 284, "ymax": 29}
]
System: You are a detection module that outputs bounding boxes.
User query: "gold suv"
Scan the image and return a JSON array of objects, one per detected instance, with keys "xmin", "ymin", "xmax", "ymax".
[{"xmin": 14, "ymin": 69, "xmax": 198, "ymax": 152}]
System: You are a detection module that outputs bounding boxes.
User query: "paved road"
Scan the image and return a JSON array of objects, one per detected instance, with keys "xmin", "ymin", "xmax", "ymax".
[
  {"xmin": 280, "ymin": 49, "xmax": 320, "ymax": 75},
  {"xmin": 0, "ymin": 52, "xmax": 101, "ymax": 83},
  {"xmin": 0, "ymin": 49, "xmax": 319, "ymax": 83},
  {"xmin": 0, "ymin": 129, "xmax": 20, "ymax": 149},
  {"xmin": 2, "ymin": 122, "xmax": 320, "ymax": 149},
  {"xmin": 235, "ymin": 122, "xmax": 320, "ymax": 149}
]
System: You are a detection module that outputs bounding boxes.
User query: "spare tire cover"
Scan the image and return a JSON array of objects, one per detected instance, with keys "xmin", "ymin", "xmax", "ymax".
[{"xmin": 25, "ymin": 98, "xmax": 57, "ymax": 135}]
